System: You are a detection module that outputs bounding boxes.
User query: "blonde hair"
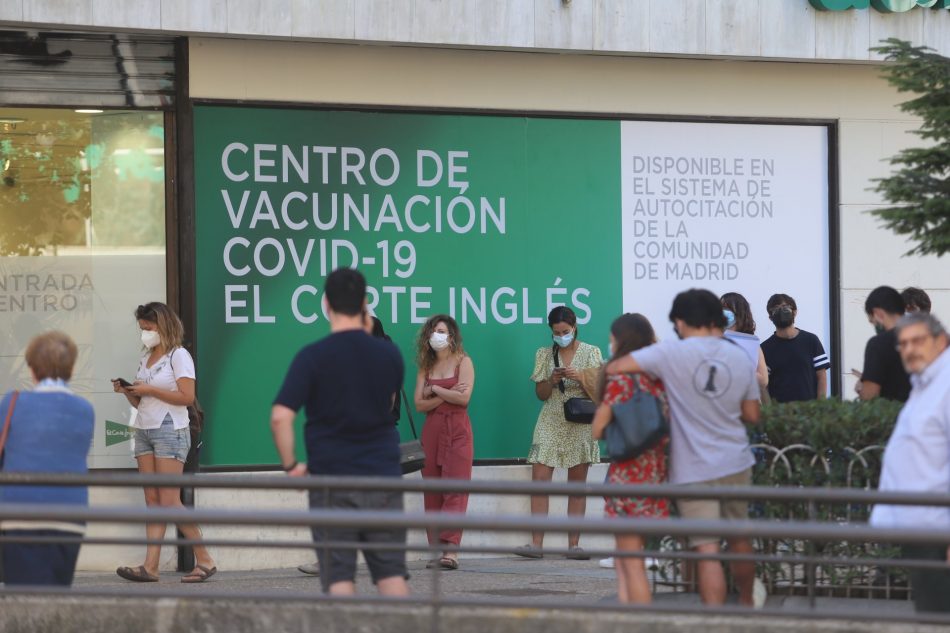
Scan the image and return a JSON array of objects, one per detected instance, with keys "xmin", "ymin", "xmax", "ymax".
[
  {"xmin": 134, "ymin": 302, "xmax": 184, "ymax": 351},
  {"xmin": 25, "ymin": 331, "xmax": 78, "ymax": 381}
]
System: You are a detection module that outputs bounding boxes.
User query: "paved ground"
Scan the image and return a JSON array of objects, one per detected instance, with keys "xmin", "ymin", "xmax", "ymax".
[{"xmin": 73, "ymin": 556, "xmax": 915, "ymax": 616}]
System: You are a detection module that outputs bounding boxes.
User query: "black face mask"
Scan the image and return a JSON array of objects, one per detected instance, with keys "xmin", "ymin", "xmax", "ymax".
[{"xmin": 770, "ymin": 307, "xmax": 794, "ymax": 329}]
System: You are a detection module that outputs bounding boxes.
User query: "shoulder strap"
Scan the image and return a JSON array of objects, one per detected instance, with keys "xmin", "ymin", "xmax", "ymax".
[
  {"xmin": 170, "ymin": 346, "xmax": 191, "ymax": 376},
  {"xmin": 551, "ymin": 345, "xmax": 565, "ymax": 393},
  {"xmin": 400, "ymin": 388, "xmax": 419, "ymax": 439},
  {"xmin": 0, "ymin": 391, "xmax": 20, "ymax": 459}
]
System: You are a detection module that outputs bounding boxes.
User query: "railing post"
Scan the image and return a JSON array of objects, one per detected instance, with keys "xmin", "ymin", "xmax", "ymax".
[
  {"xmin": 176, "ymin": 440, "xmax": 201, "ymax": 572},
  {"xmin": 430, "ymin": 519, "xmax": 442, "ymax": 633},
  {"xmin": 321, "ymin": 483, "xmax": 330, "ymax": 584},
  {"xmin": 806, "ymin": 499, "xmax": 817, "ymax": 608}
]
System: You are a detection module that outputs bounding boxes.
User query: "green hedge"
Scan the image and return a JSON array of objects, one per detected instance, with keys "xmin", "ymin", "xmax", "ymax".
[
  {"xmin": 748, "ymin": 398, "xmax": 905, "ymax": 597},
  {"xmin": 752, "ymin": 398, "xmax": 902, "ymax": 490}
]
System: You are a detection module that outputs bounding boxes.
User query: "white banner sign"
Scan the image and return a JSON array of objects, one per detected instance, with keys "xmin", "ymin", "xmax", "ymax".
[{"xmin": 620, "ymin": 121, "xmax": 831, "ymax": 357}]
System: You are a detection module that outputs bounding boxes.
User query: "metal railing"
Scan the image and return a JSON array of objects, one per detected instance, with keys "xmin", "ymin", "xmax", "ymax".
[
  {"xmin": 749, "ymin": 442, "xmax": 896, "ymax": 599},
  {"xmin": 0, "ymin": 472, "xmax": 948, "ymax": 626}
]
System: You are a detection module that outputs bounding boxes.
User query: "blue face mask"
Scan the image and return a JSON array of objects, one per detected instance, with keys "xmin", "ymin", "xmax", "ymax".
[
  {"xmin": 553, "ymin": 331, "xmax": 574, "ymax": 348},
  {"xmin": 723, "ymin": 309, "xmax": 736, "ymax": 329}
]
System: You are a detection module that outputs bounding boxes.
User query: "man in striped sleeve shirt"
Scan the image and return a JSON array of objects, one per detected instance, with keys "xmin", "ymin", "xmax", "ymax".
[{"xmin": 760, "ymin": 293, "xmax": 831, "ymax": 402}]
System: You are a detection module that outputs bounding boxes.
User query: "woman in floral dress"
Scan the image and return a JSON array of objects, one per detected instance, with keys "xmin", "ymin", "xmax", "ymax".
[
  {"xmin": 592, "ymin": 313, "xmax": 669, "ymax": 604},
  {"xmin": 518, "ymin": 306, "xmax": 603, "ymax": 560}
]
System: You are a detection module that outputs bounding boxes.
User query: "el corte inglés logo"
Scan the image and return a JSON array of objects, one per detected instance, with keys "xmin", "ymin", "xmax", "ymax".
[{"xmin": 105, "ymin": 420, "xmax": 134, "ymax": 446}]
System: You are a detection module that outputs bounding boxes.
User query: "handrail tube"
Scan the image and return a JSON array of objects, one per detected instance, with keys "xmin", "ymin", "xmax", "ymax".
[
  {"xmin": 0, "ymin": 503, "xmax": 948, "ymax": 544},
  {"xmin": 0, "ymin": 472, "xmax": 949, "ymax": 507},
  {"xmin": 0, "ymin": 533, "xmax": 944, "ymax": 570}
]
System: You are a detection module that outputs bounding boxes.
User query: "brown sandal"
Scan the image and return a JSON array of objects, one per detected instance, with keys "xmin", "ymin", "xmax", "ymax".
[
  {"xmin": 181, "ymin": 564, "xmax": 217, "ymax": 583},
  {"xmin": 116, "ymin": 565, "xmax": 158, "ymax": 582},
  {"xmin": 439, "ymin": 557, "xmax": 459, "ymax": 570}
]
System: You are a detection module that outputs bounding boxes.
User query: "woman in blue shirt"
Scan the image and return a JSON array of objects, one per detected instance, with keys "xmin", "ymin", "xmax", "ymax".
[{"xmin": 0, "ymin": 331, "xmax": 94, "ymax": 586}]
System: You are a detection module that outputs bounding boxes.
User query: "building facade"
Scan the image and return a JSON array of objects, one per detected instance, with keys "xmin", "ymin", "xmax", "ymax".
[{"xmin": 1, "ymin": 1, "xmax": 949, "ymax": 569}]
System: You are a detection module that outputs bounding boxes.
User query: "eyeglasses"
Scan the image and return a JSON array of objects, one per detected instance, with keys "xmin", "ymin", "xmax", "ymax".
[{"xmin": 896, "ymin": 333, "xmax": 934, "ymax": 351}]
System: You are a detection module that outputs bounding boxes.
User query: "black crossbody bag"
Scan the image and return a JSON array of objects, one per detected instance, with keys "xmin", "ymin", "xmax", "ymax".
[
  {"xmin": 398, "ymin": 388, "xmax": 425, "ymax": 474},
  {"xmin": 554, "ymin": 346, "xmax": 596, "ymax": 424}
]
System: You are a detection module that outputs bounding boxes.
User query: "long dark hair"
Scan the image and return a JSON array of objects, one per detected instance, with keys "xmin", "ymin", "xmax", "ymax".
[
  {"xmin": 598, "ymin": 313, "xmax": 656, "ymax": 399},
  {"xmin": 548, "ymin": 305, "xmax": 579, "ymax": 357},
  {"xmin": 720, "ymin": 292, "xmax": 756, "ymax": 335},
  {"xmin": 370, "ymin": 315, "xmax": 390, "ymax": 341}
]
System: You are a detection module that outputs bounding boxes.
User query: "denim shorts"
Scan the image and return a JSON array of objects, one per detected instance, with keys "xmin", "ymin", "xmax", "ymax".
[{"xmin": 133, "ymin": 415, "xmax": 191, "ymax": 462}]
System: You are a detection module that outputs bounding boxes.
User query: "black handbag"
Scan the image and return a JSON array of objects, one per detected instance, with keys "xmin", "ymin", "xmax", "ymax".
[
  {"xmin": 605, "ymin": 377, "xmax": 669, "ymax": 461},
  {"xmin": 399, "ymin": 388, "xmax": 425, "ymax": 474},
  {"xmin": 553, "ymin": 346, "xmax": 595, "ymax": 424},
  {"xmin": 563, "ymin": 397, "xmax": 597, "ymax": 424}
]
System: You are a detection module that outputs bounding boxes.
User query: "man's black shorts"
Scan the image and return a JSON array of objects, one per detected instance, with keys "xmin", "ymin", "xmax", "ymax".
[{"xmin": 308, "ymin": 488, "xmax": 408, "ymax": 592}]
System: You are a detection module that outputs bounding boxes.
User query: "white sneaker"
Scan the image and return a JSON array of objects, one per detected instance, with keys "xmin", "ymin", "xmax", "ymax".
[
  {"xmin": 598, "ymin": 557, "xmax": 615, "ymax": 569},
  {"xmin": 752, "ymin": 578, "xmax": 767, "ymax": 609}
]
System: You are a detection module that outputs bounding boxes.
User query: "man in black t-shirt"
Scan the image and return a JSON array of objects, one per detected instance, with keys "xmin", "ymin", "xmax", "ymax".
[
  {"xmin": 270, "ymin": 268, "xmax": 409, "ymax": 597},
  {"xmin": 856, "ymin": 286, "xmax": 911, "ymax": 402},
  {"xmin": 760, "ymin": 293, "xmax": 831, "ymax": 403}
]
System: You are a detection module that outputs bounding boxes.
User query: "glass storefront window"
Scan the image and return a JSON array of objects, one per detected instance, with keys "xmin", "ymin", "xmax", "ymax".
[{"xmin": 0, "ymin": 108, "xmax": 167, "ymax": 467}]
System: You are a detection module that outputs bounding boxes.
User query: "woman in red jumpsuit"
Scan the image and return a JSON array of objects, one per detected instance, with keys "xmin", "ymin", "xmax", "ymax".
[{"xmin": 414, "ymin": 314, "xmax": 475, "ymax": 571}]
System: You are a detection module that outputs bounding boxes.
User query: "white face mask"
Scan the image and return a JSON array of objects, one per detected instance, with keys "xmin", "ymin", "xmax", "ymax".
[
  {"xmin": 141, "ymin": 330, "xmax": 161, "ymax": 349},
  {"xmin": 553, "ymin": 330, "xmax": 574, "ymax": 348},
  {"xmin": 429, "ymin": 332, "xmax": 450, "ymax": 351}
]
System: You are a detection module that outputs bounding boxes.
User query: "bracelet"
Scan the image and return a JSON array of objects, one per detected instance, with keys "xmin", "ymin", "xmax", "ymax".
[{"xmin": 283, "ymin": 461, "xmax": 298, "ymax": 472}]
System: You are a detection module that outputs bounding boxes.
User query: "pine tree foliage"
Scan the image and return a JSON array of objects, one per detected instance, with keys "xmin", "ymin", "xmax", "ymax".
[{"xmin": 871, "ymin": 38, "xmax": 950, "ymax": 257}]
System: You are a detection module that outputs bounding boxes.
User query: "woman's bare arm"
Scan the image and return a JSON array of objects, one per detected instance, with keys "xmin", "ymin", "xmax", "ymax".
[{"xmin": 414, "ymin": 368, "xmax": 443, "ymax": 412}]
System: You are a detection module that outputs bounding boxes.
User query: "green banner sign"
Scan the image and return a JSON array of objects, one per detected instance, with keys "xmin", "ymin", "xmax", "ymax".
[
  {"xmin": 194, "ymin": 106, "xmax": 621, "ymax": 466},
  {"xmin": 194, "ymin": 108, "xmax": 832, "ymax": 468}
]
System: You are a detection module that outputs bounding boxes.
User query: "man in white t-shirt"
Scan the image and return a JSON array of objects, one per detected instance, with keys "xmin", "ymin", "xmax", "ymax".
[{"xmin": 607, "ymin": 289, "xmax": 761, "ymax": 606}]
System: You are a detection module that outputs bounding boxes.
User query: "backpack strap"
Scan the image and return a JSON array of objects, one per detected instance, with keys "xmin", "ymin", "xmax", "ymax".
[{"xmin": 0, "ymin": 391, "xmax": 20, "ymax": 462}]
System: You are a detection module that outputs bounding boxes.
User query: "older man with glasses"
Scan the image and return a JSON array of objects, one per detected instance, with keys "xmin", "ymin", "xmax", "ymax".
[{"xmin": 870, "ymin": 312, "xmax": 950, "ymax": 614}]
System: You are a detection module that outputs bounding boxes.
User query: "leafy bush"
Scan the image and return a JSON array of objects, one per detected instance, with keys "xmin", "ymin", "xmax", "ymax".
[
  {"xmin": 748, "ymin": 398, "xmax": 905, "ymax": 598},
  {"xmin": 752, "ymin": 398, "xmax": 902, "ymax": 490}
]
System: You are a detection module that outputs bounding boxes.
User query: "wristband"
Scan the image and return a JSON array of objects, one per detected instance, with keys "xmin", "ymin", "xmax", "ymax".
[{"xmin": 283, "ymin": 461, "xmax": 298, "ymax": 472}]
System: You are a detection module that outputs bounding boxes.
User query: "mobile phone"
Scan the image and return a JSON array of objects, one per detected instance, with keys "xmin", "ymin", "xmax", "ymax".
[{"xmin": 113, "ymin": 377, "xmax": 132, "ymax": 388}]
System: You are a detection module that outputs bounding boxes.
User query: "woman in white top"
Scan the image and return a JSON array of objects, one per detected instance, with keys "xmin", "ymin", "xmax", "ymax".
[{"xmin": 111, "ymin": 302, "xmax": 216, "ymax": 583}]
